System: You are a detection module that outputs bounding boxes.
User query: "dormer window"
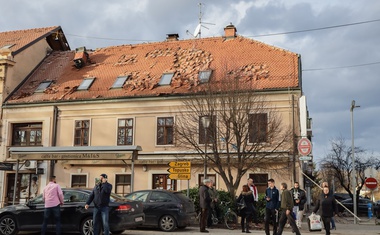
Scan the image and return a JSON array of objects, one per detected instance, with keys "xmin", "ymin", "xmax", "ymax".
[
  {"xmin": 159, "ymin": 73, "xmax": 174, "ymax": 86},
  {"xmin": 199, "ymin": 70, "xmax": 212, "ymax": 83},
  {"xmin": 111, "ymin": 75, "xmax": 129, "ymax": 89},
  {"xmin": 35, "ymin": 81, "xmax": 52, "ymax": 93},
  {"xmin": 77, "ymin": 77, "xmax": 95, "ymax": 90}
]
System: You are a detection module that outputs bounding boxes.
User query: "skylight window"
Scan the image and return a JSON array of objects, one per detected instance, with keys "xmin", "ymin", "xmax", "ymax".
[
  {"xmin": 199, "ymin": 70, "xmax": 212, "ymax": 83},
  {"xmin": 111, "ymin": 75, "xmax": 129, "ymax": 89},
  {"xmin": 159, "ymin": 73, "xmax": 174, "ymax": 86},
  {"xmin": 35, "ymin": 81, "xmax": 52, "ymax": 93},
  {"xmin": 77, "ymin": 77, "xmax": 95, "ymax": 90}
]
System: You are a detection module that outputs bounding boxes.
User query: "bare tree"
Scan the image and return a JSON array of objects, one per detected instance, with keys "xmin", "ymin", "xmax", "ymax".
[
  {"xmin": 175, "ymin": 70, "xmax": 294, "ymax": 197},
  {"xmin": 319, "ymin": 136, "xmax": 376, "ymax": 201}
]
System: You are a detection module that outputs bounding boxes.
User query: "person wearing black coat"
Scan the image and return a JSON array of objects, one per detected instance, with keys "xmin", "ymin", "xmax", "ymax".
[
  {"xmin": 313, "ymin": 186, "xmax": 338, "ymax": 235},
  {"xmin": 236, "ymin": 184, "xmax": 255, "ymax": 233},
  {"xmin": 199, "ymin": 179, "xmax": 212, "ymax": 233},
  {"xmin": 290, "ymin": 182, "xmax": 307, "ymax": 229},
  {"xmin": 265, "ymin": 178, "xmax": 279, "ymax": 235},
  {"xmin": 85, "ymin": 173, "xmax": 112, "ymax": 235}
]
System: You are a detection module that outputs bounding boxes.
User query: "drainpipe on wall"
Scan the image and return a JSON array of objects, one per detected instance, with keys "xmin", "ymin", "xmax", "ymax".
[
  {"xmin": 292, "ymin": 95, "xmax": 296, "ymax": 183},
  {"xmin": 50, "ymin": 106, "xmax": 59, "ymax": 177}
]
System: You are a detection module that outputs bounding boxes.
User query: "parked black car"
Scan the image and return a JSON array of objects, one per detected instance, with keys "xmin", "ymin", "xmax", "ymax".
[
  {"xmin": 125, "ymin": 189, "xmax": 196, "ymax": 232},
  {"xmin": 338, "ymin": 198, "xmax": 380, "ymax": 218},
  {"xmin": 0, "ymin": 188, "xmax": 144, "ymax": 235}
]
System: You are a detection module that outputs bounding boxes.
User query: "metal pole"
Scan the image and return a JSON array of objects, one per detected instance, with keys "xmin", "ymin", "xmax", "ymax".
[
  {"xmin": 350, "ymin": 100, "xmax": 359, "ymax": 224},
  {"xmin": 204, "ymin": 126, "xmax": 207, "ymax": 180}
]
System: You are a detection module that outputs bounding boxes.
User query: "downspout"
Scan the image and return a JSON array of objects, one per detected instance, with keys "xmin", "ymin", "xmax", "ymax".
[
  {"xmin": 292, "ymin": 94, "xmax": 296, "ymax": 183},
  {"xmin": 50, "ymin": 106, "xmax": 59, "ymax": 177}
]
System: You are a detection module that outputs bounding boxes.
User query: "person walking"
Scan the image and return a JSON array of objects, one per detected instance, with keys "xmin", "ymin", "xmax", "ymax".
[
  {"xmin": 247, "ymin": 178, "xmax": 260, "ymax": 228},
  {"xmin": 207, "ymin": 180, "xmax": 219, "ymax": 228},
  {"xmin": 199, "ymin": 178, "xmax": 212, "ymax": 233},
  {"xmin": 277, "ymin": 182, "xmax": 301, "ymax": 235},
  {"xmin": 41, "ymin": 175, "xmax": 64, "ymax": 235},
  {"xmin": 264, "ymin": 178, "xmax": 280, "ymax": 235},
  {"xmin": 290, "ymin": 182, "xmax": 307, "ymax": 229},
  {"xmin": 320, "ymin": 181, "xmax": 336, "ymax": 230},
  {"xmin": 237, "ymin": 185, "xmax": 255, "ymax": 233},
  {"xmin": 313, "ymin": 186, "xmax": 338, "ymax": 235},
  {"xmin": 85, "ymin": 174, "xmax": 113, "ymax": 235}
]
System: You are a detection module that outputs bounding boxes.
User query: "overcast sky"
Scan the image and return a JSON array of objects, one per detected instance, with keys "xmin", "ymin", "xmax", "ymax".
[{"xmin": 1, "ymin": 0, "xmax": 380, "ymax": 165}]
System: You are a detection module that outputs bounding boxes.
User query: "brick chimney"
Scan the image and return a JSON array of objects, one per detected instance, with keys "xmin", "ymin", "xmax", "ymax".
[
  {"xmin": 224, "ymin": 23, "xmax": 237, "ymax": 38},
  {"xmin": 166, "ymin": 34, "xmax": 179, "ymax": 41}
]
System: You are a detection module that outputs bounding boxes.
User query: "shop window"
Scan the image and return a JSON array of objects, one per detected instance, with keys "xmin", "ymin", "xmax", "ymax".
[
  {"xmin": 115, "ymin": 174, "xmax": 131, "ymax": 196},
  {"xmin": 248, "ymin": 173, "xmax": 268, "ymax": 193},
  {"xmin": 71, "ymin": 175, "xmax": 87, "ymax": 188},
  {"xmin": 198, "ymin": 174, "xmax": 216, "ymax": 186},
  {"xmin": 12, "ymin": 123, "xmax": 42, "ymax": 146},
  {"xmin": 74, "ymin": 120, "xmax": 90, "ymax": 146},
  {"xmin": 152, "ymin": 174, "xmax": 176, "ymax": 190}
]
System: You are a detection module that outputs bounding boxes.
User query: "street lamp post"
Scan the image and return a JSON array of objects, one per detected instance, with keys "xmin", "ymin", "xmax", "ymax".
[
  {"xmin": 350, "ymin": 100, "xmax": 360, "ymax": 224},
  {"xmin": 202, "ymin": 116, "xmax": 211, "ymax": 180}
]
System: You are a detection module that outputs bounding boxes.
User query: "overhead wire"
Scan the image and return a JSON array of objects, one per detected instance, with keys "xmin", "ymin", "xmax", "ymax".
[{"xmin": 65, "ymin": 18, "xmax": 380, "ymax": 71}]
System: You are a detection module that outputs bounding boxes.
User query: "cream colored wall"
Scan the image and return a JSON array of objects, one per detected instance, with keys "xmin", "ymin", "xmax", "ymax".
[
  {"xmin": 2, "ymin": 90, "xmax": 302, "ymax": 194},
  {"xmin": 4, "ymin": 40, "xmax": 52, "ymax": 97}
]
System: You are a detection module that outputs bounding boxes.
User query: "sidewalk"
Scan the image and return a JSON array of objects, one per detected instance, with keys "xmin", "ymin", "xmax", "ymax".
[{"xmin": 122, "ymin": 216, "xmax": 379, "ymax": 235}]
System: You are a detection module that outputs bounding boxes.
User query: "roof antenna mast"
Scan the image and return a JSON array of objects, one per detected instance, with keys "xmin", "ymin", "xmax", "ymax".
[{"xmin": 186, "ymin": 2, "xmax": 215, "ymax": 39}]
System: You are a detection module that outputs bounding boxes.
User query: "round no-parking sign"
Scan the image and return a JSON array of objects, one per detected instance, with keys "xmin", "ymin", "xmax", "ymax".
[{"xmin": 365, "ymin": 177, "xmax": 378, "ymax": 190}]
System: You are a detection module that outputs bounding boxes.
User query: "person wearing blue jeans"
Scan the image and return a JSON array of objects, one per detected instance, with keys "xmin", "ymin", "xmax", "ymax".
[
  {"xmin": 41, "ymin": 175, "xmax": 64, "ymax": 235},
  {"xmin": 85, "ymin": 173, "xmax": 113, "ymax": 235}
]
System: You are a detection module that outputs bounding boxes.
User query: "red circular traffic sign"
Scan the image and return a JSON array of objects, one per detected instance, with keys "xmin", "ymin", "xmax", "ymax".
[
  {"xmin": 365, "ymin": 177, "xmax": 378, "ymax": 190},
  {"xmin": 298, "ymin": 138, "xmax": 312, "ymax": 156}
]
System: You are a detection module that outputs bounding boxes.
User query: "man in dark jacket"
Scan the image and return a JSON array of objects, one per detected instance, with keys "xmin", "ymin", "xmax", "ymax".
[
  {"xmin": 277, "ymin": 182, "xmax": 301, "ymax": 235},
  {"xmin": 199, "ymin": 178, "xmax": 212, "ymax": 233},
  {"xmin": 85, "ymin": 174, "xmax": 113, "ymax": 235},
  {"xmin": 265, "ymin": 178, "xmax": 279, "ymax": 235},
  {"xmin": 290, "ymin": 182, "xmax": 307, "ymax": 229}
]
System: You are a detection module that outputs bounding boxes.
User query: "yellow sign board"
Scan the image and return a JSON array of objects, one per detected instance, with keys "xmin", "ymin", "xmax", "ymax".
[
  {"xmin": 168, "ymin": 161, "xmax": 191, "ymax": 168},
  {"xmin": 167, "ymin": 167, "xmax": 191, "ymax": 174},
  {"xmin": 168, "ymin": 173, "xmax": 191, "ymax": 180},
  {"xmin": 167, "ymin": 161, "xmax": 191, "ymax": 180}
]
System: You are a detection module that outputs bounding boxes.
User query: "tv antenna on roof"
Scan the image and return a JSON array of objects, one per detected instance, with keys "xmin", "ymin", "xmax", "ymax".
[{"xmin": 186, "ymin": 3, "xmax": 215, "ymax": 38}]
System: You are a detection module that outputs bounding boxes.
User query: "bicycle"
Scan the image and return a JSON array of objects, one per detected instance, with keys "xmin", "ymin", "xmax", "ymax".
[{"xmin": 197, "ymin": 201, "xmax": 238, "ymax": 230}]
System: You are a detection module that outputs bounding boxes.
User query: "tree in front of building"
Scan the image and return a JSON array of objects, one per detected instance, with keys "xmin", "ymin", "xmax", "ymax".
[{"xmin": 175, "ymin": 70, "xmax": 293, "ymax": 198}]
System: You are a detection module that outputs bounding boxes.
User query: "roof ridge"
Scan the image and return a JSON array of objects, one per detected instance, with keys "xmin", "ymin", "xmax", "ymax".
[{"xmin": 0, "ymin": 26, "xmax": 60, "ymax": 34}]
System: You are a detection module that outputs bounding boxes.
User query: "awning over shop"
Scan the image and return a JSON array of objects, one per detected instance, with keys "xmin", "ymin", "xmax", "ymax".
[{"xmin": 8, "ymin": 146, "xmax": 142, "ymax": 161}]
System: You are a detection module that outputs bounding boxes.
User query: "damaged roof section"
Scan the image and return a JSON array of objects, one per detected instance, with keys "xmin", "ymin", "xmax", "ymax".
[
  {"xmin": 0, "ymin": 26, "xmax": 70, "ymax": 55},
  {"xmin": 6, "ymin": 26, "xmax": 300, "ymax": 105}
]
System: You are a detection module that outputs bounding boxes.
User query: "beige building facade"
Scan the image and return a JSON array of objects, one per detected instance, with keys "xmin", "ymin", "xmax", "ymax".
[{"xmin": 0, "ymin": 25, "xmax": 307, "ymax": 206}]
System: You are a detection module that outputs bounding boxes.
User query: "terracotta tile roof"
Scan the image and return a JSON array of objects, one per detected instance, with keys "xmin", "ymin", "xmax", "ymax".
[
  {"xmin": 6, "ymin": 35, "xmax": 300, "ymax": 104},
  {"xmin": 0, "ymin": 26, "xmax": 61, "ymax": 55}
]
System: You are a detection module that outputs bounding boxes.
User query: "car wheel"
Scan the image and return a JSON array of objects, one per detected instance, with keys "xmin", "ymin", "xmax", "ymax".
[
  {"xmin": 110, "ymin": 230, "xmax": 124, "ymax": 234},
  {"xmin": 158, "ymin": 214, "xmax": 176, "ymax": 232},
  {"xmin": 80, "ymin": 217, "xmax": 94, "ymax": 235},
  {"xmin": 0, "ymin": 215, "xmax": 18, "ymax": 235}
]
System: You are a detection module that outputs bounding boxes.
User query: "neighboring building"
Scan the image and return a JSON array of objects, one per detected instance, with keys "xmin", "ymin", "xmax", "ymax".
[
  {"xmin": 0, "ymin": 26, "xmax": 70, "ymax": 206},
  {"xmin": 1, "ymin": 24, "xmax": 310, "ymax": 205}
]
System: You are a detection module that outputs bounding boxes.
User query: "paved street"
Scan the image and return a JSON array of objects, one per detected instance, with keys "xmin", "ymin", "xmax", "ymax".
[{"xmin": 20, "ymin": 216, "xmax": 380, "ymax": 235}]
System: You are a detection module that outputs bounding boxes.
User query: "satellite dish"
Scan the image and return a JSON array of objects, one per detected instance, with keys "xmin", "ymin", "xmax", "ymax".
[{"xmin": 193, "ymin": 24, "xmax": 201, "ymax": 38}]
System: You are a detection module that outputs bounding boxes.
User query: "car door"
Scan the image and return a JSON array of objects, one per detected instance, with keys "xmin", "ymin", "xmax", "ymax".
[
  {"xmin": 144, "ymin": 191, "xmax": 176, "ymax": 226},
  {"xmin": 16, "ymin": 194, "xmax": 45, "ymax": 230},
  {"xmin": 60, "ymin": 190, "xmax": 89, "ymax": 231}
]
